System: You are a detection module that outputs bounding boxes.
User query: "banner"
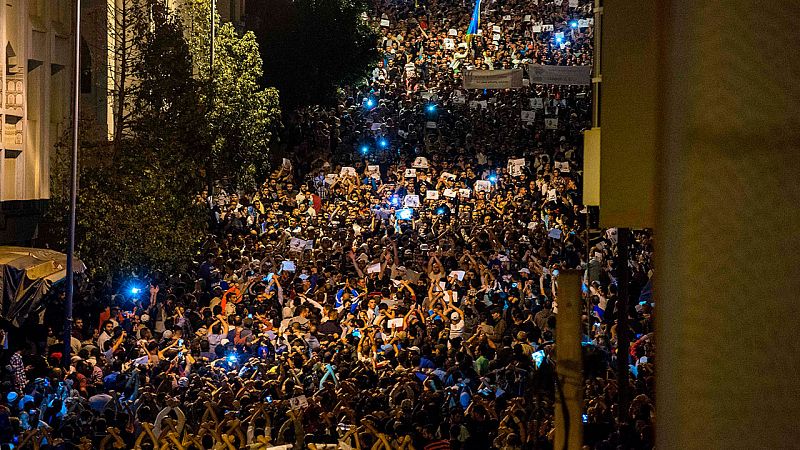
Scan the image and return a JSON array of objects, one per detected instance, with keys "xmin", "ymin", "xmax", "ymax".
[
  {"xmin": 528, "ymin": 64, "xmax": 592, "ymax": 85},
  {"xmin": 463, "ymin": 69, "xmax": 524, "ymax": 89}
]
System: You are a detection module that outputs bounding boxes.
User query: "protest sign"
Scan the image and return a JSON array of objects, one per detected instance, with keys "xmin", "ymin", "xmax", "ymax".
[
  {"xmin": 404, "ymin": 194, "xmax": 421, "ymax": 208},
  {"xmin": 366, "ymin": 263, "xmax": 382, "ymax": 274},
  {"xmin": 475, "ymin": 180, "xmax": 492, "ymax": 192},
  {"xmin": 404, "ymin": 168, "xmax": 417, "ymax": 178},
  {"xmin": 340, "ymin": 166, "xmax": 357, "ymax": 177},
  {"xmin": 521, "ymin": 110, "xmax": 535, "ymax": 122},
  {"xmin": 545, "ymin": 117, "xmax": 559, "ymax": 129},
  {"xmin": 449, "ymin": 270, "xmax": 466, "ymax": 281},
  {"xmin": 530, "ymin": 97, "xmax": 544, "ymax": 109},
  {"xmin": 289, "ymin": 395, "xmax": 308, "ymax": 410},
  {"xmin": 507, "ymin": 158, "xmax": 526, "ymax": 177},
  {"xmin": 412, "ymin": 157, "xmax": 429, "ymax": 168},
  {"xmin": 426, "ymin": 190, "xmax": 440, "ymax": 200},
  {"xmin": 463, "ymin": 69, "xmax": 524, "ymax": 89},
  {"xmin": 380, "ymin": 19, "xmax": 390, "ymax": 27},
  {"xmin": 448, "ymin": 28, "xmax": 458, "ymax": 36},
  {"xmin": 548, "ymin": 228, "xmax": 562, "ymax": 239},
  {"xmin": 528, "ymin": 64, "xmax": 592, "ymax": 85}
]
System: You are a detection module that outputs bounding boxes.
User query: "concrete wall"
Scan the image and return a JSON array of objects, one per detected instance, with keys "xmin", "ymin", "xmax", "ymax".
[{"xmin": 655, "ymin": 0, "xmax": 800, "ymax": 448}]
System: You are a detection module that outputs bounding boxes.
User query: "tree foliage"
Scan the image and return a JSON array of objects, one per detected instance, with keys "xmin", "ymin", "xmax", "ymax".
[
  {"xmin": 249, "ymin": 0, "xmax": 380, "ymax": 108},
  {"xmin": 183, "ymin": 0, "xmax": 282, "ymax": 191},
  {"xmin": 49, "ymin": 2, "xmax": 207, "ymax": 280}
]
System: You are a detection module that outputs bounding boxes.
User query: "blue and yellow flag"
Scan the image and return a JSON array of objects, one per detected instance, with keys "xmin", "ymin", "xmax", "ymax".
[{"xmin": 465, "ymin": 0, "xmax": 482, "ymax": 45}]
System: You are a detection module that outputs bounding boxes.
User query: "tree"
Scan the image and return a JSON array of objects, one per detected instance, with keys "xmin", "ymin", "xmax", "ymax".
[
  {"xmin": 248, "ymin": 0, "xmax": 379, "ymax": 108},
  {"xmin": 49, "ymin": 2, "xmax": 208, "ymax": 280},
  {"xmin": 182, "ymin": 0, "xmax": 282, "ymax": 191}
]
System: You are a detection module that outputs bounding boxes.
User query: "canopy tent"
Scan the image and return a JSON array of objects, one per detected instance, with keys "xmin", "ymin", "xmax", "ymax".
[{"xmin": 0, "ymin": 246, "xmax": 86, "ymax": 327}]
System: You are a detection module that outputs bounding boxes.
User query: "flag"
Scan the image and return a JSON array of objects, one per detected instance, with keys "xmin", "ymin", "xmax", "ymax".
[{"xmin": 465, "ymin": 0, "xmax": 482, "ymax": 45}]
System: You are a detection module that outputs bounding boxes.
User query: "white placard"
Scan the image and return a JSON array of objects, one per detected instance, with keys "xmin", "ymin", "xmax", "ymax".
[
  {"xmin": 281, "ymin": 260, "xmax": 296, "ymax": 272},
  {"xmin": 289, "ymin": 238, "xmax": 307, "ymax": 252},
  {"xmin": 426, "ymin": 121, "xmax": 438, "ymax": 129},
  {"xmin": 404, "ymin": 168, "xmax": 417, "ymax": 178},
  {"xmin": 412, "ymin": 157, "xmax": 429, "ymax": 168},
  {"xmin": 449, "ymin": 270, "xmax": 466, "ymax": 281},
  {"xmin": 370, "ymin": 122, "xmax": 383, "ymax": 130},
  {"xmin": 440, "ymin": 172, "xmax": 457, "ymax": 180},
  {"xmin": 449, "ymin": 28, "xmax": 458, "ymax": 36},
  {"xmin": 542, "ymin": 24, "xmax": 554, "ymax": 32},
  {"xmin": 340, "ymin": 166, "xmax": 357, "ymax": 177},
  {"xmin": 444, "ymin": 38, "xmax": 455, "ymax": 50},
  {"xmin": 545, "ymin": 117, "xmax": 559, "ymax": 130},
  {"xmin": 368, "ymin": 164, "xmax": 380, "ymax": 175},
  {"xmin": 443, "ymin": 188, "xmax": 457, "ymax": 198},
  {"xmin": 521, "ymin": 110, "xmax": 535, "ymax": 122},
  {"xmin": 555, "ymin": 161, "xmax": 570, "ymax": 172},
  {"xmin": 548, "ymin": 228, "xmax": 562, "ymax": 239},
  {"xmin": 474, "ymin": 180, "xmax": 492, "ymax": 192},
  {"xmin": 507, "ymin": 158, "xmax": 526, "ymax": 177},
  {"xmin": 569, "ymin": 0, "xmax": 578, "ymax": 6},
  {"xmin": 380, "ymin": 19, "xmax": 390, "ymax": 27},
  {"xmin": 578, "ymin": 19, "xmax": 589, "ymax": 28},
  {"xmin": 458, "ymin": 188, "xmax": 472, "ymax": 198},
  {"xmin": 547, "ymin": 188, "xmax": 558, "ymax": 202},
  {"xmin": 325, "ymin": 173, "xmax": 338, "ymax": 185},
  {"xmin": 387, "ymin": 318, "xmax": 405, "ymax": 329},
  {"xmin": 404, "ymin": 194, "xmax": 421, "ymax": 208},
  {"xmin": 532, "ymin": 25, "xmax": 542, "ymax": 33},
  {"xmin": 426, "ymin": 190, "xmax": 440, "ymax": 200},
  {"xmin": 289, "ymin": 395, "xmax": 308, "ymax": 410},
  {"xmin": 503, "ymin": 15, "xmax": 512, "ymax": 21},
  {"xmin": 530, "ymin": 97, "xmax": 544, "ymax": 109},
  {"xmin": 366, "ymin": 263, "xmax": 382, "ymax": 274},
  {"xmin": 493, "ymin": 33, "xmax": 501, "ymax": 41},
  {"xmin": 492, "ymin": 25, "xmax": 501, "ymax": 32}
]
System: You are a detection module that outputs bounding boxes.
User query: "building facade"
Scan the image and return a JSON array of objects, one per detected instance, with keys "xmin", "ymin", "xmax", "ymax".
[{"xmin": 1, "ymin": 0, "xmax": 75, "ymax": 244}]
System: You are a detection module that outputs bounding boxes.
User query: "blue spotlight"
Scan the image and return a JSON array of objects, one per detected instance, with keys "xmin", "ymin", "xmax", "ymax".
[
  {"xmin": 488, "ymin": 175, "xmax": 498, "ymax": 183},
  {"xmin": 366, "ymin": 98, "xmax": 375, "ymax": 108},
  {"xmin": 378, "ymin": 138, "xmax": 388, "ymax": 148},
  {"xmin": 426, "ymin": 103, "xmax": 437, "ymax": 113},
  {"xmin": 570, "ymin": 20, "xmax": 578, "ymax": 28},
  {"xmin": 360, "ymin": 145, "xmax": 369, "ymax": 155}
]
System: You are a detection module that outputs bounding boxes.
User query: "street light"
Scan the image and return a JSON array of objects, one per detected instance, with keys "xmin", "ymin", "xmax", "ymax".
[{"xmin": 63, "ymin": 0, "xmax": 82, "ymax": 367}]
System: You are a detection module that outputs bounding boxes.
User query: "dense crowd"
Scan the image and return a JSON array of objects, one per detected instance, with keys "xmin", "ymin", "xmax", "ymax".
[{"xmin": 0, "ymin": 0, "xmax": 656, "ymax": 448}]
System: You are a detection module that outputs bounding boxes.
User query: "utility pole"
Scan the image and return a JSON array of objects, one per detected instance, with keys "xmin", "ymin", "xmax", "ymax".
[
  {"xmin": 615, "ymin": 227, "xmax": 631, "ymax": 424},
  {"xmin": 63, "ymin": 0, "xmax": 82, "ymax": 367}
]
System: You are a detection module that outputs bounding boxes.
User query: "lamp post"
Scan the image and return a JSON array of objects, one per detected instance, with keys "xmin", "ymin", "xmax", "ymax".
[{"xmin": 63, "ymin": 0, "xmax": 82, "ymax": 367}]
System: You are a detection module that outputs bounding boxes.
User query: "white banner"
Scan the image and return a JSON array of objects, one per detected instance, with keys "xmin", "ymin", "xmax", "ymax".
[
  {"xmin": 463, "ymin": 69, "xmax": 524, "ymax": 89},
  {"xmin": 528, "ymin": 64, "xmax": 592, "ymax": 85}
]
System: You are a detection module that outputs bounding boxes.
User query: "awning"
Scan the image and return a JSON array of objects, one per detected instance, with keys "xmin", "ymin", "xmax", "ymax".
[{"xmin": 0, "ymin": 246, "xmax": 86, "ymax": 327}]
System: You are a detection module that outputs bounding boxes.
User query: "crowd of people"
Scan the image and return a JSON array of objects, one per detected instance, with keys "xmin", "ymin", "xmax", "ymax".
[{"xmin": 0, "ymin": 0, "xmax": 656, "ymax": 448}]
